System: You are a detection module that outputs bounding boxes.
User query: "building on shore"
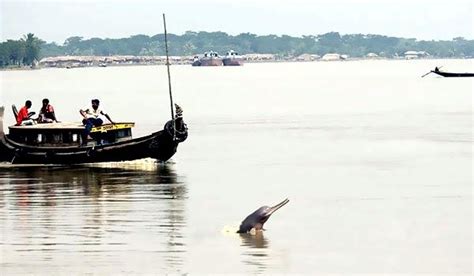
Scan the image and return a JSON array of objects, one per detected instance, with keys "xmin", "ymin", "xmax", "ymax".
[
  {"xmin": 242, "ymin": 54, "xmax": 275, "ymax": 62},
  {"xmin": 366, "ymin": 53, "xmax": 380, "ymax": 59},
  {"xmin": 321, "ymin": 53, "xmax": 344, "ymax": 61},
  {"xmin": 296, "ymin": 54, "xmax": 320, "ymax": 61},
  {"xmin": 404, "ymin": 51, "xmax": 430, "ymax": 59},
  {"xmin": 39, "ymin": 54, "xmax": 277, "ymax": 68}
]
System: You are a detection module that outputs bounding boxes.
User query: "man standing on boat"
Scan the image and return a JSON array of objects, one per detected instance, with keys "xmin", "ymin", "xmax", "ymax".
[
  {"xmin": 79, "ymin": 99, "xmax": 114, "ymax": 146},
  {"xmin": 16, "ymin": 100, "xmax": 34, "ymax": 126}
]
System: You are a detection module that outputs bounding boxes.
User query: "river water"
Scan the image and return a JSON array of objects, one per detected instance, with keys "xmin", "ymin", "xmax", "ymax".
[{"xmin": 0, "ymin": 59, "xmax": 472, "ymax": 274}]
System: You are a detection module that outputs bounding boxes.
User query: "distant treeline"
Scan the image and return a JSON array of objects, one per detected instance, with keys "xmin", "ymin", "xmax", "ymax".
[
  {"xmin": 39, "ymin": 32, "xmax": 474, "ymax": 58},
  {"xmin": 1, "ymin": 32, "xmax": 473, "ymax": 67}
]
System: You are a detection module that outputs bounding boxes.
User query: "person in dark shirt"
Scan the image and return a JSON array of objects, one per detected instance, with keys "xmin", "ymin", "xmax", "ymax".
[{"xmin": 38, "ymin": 98, "xmax": 58, "ymax": 123}]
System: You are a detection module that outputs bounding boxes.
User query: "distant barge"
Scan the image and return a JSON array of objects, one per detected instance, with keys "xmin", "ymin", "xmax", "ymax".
[
  {"xmin": 192, "ymin": 51, "xmax": 223, "ymax": 66},
  {"xmin": 222, "ymin": 50, "xmax": 244, "ymax": 66}
]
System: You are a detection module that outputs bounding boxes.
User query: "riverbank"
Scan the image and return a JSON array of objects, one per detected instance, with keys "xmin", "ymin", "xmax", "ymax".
[
  {"xmin": 0, "ymin": 65, "xmax": 40, "ymax": 71},
  {"xmin": 1, "ymin": 56, "xmax": 471, "ymax": 71}
]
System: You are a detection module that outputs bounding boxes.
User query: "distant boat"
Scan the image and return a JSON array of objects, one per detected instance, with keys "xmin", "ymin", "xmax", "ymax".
[
  {"xmin": 430, "ymin": 67, "xmax": 474, "ymax": 77},
  {"xmin": 192, "ymin": 51, "xmax": 223, "ymax": 66},
  {"xmin": 222, "ymin": 50, "xmax": 243, "ymax": 66}
]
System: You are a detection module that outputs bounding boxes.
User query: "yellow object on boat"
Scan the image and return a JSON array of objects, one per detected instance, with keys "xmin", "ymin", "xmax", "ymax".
[{"xmin": 91, "ymin": 123, "xmax": 135, "ymax": 133}]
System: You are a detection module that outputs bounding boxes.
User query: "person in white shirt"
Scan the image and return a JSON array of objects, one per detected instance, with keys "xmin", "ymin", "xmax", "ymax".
[{"xmin": 79, "ymin": 99, "xmax": 114, "ymax": 146}]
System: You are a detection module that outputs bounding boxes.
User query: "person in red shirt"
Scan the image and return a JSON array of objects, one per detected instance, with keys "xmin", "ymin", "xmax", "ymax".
[{"xmin": 16, "ymin": 100, "xmax": 33, "ymax": 126}]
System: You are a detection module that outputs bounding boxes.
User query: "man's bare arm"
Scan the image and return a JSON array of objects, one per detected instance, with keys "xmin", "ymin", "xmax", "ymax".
[
  {"xmin": 79, "ymin": 109, "xmax": 87, "ymax": 118},
  {"xmin": 104, "ymin": 114, "xmax": 114, "ymax": 124}
]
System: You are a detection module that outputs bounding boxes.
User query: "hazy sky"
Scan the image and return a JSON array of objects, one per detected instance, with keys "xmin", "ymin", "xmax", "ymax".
[{"xmin": 1, "ymin": 0, "xmax": 473, "ymax": 44}]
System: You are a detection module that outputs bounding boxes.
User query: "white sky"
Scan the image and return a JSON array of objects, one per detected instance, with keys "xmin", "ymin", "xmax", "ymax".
[{"xmin": 1, "ymin": 0, "xmax": 473, "ymax": 44}]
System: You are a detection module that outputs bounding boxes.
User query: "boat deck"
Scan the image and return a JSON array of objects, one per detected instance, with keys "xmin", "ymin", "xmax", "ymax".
[{"xmin": 9, "ymin": 122, "xmax": 135, "ymax": 133}]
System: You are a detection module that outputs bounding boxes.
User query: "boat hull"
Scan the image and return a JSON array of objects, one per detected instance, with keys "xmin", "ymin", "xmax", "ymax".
[
  {"xmin": 192, "ymin": 58, "xmax": 223, "ymax": 66},
  {"xmin": 222, "ymin": 58, "xmax": 243, "ymax": 66},
  {"xmin": 1, "ymin": 131, "xmax": 176, "ymax": 164},
  {"xmin": 432, "ymin": 71, "xmax": 474, "ymax": 77}
]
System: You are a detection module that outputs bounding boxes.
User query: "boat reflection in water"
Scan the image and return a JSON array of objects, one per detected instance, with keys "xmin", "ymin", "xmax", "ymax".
[{"xmin": 0, "ymin": 162, "xmax": 188, "ymax": 274}]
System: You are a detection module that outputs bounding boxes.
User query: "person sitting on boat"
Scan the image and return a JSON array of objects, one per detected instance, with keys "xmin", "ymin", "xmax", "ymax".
[
  {"xmin": 37, "ymin": 98, "xmax": 58, "ymax": 123},
  {"xmin": 434, "ymin": 67, "xmax": 440, "ymax": 72},
  {"xmin": 16, "ymin": 100, "xmax": 35, "ymax": 126},
  {"xmin": 79, "ymin": 99, "xmax": 114, "ymax": 146}
]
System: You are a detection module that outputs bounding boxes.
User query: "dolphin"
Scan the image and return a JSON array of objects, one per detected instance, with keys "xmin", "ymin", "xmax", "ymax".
[{"xmin": 237, "ymin": 198, "xmax": 289, "ymax": 234}]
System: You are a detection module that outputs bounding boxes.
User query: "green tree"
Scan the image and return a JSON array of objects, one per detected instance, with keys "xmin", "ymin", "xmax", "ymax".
[
  {"xmin": 23, "ymin": 33, "xmax": 41, "ymax": 65},
  {"xmin": 5, "ymin": 40, "xmax": 26, "ymax": 65}
]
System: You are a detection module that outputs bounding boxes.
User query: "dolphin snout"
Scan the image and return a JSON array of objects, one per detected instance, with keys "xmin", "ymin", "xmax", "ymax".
[{"xmin": 268, "ymin": 198, "xmax": 289, "ymax": 215}]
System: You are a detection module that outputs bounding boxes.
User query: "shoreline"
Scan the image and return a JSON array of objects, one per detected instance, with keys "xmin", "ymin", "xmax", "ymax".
[
  {"xmin": 1, "ymin": 57, "xmax": 471, "ymax": 71},
  {"xmin": 0, "ymin": 66, "xmax": 40, "ymax": 71}
]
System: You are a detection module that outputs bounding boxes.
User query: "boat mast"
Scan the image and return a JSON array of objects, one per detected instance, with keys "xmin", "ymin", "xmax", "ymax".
[
  {"xmin": 0, "ymin": 107, "xmax": 4, "ymax": 137},
  {"xmin": 163, "ymin": 13, "xmax": 176, "ymax": 140}
]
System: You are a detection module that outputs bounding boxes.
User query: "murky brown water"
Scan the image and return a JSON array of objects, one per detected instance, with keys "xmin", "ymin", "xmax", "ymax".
[{"xmin": 0, "ymin": 60, "xmax": 472, "ymax": 274}]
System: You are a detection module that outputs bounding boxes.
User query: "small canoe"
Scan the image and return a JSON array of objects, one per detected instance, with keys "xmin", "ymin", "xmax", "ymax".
[{"xmin": 431, "ymin": 69, "xmax": 474, "ymax": 77}]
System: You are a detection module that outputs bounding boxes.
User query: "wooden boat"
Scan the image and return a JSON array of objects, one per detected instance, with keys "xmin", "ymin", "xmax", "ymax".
[
  {"xmin": 222, "ymin": 50, "xmax": 243, "ymax": 66},
  {"xmin": 0, "ymin": 106, "xmax": 188, "ymax": 164},
  {"xmin": 431, "ymin": 68, "xmax": 474, "ymax": 77}
]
